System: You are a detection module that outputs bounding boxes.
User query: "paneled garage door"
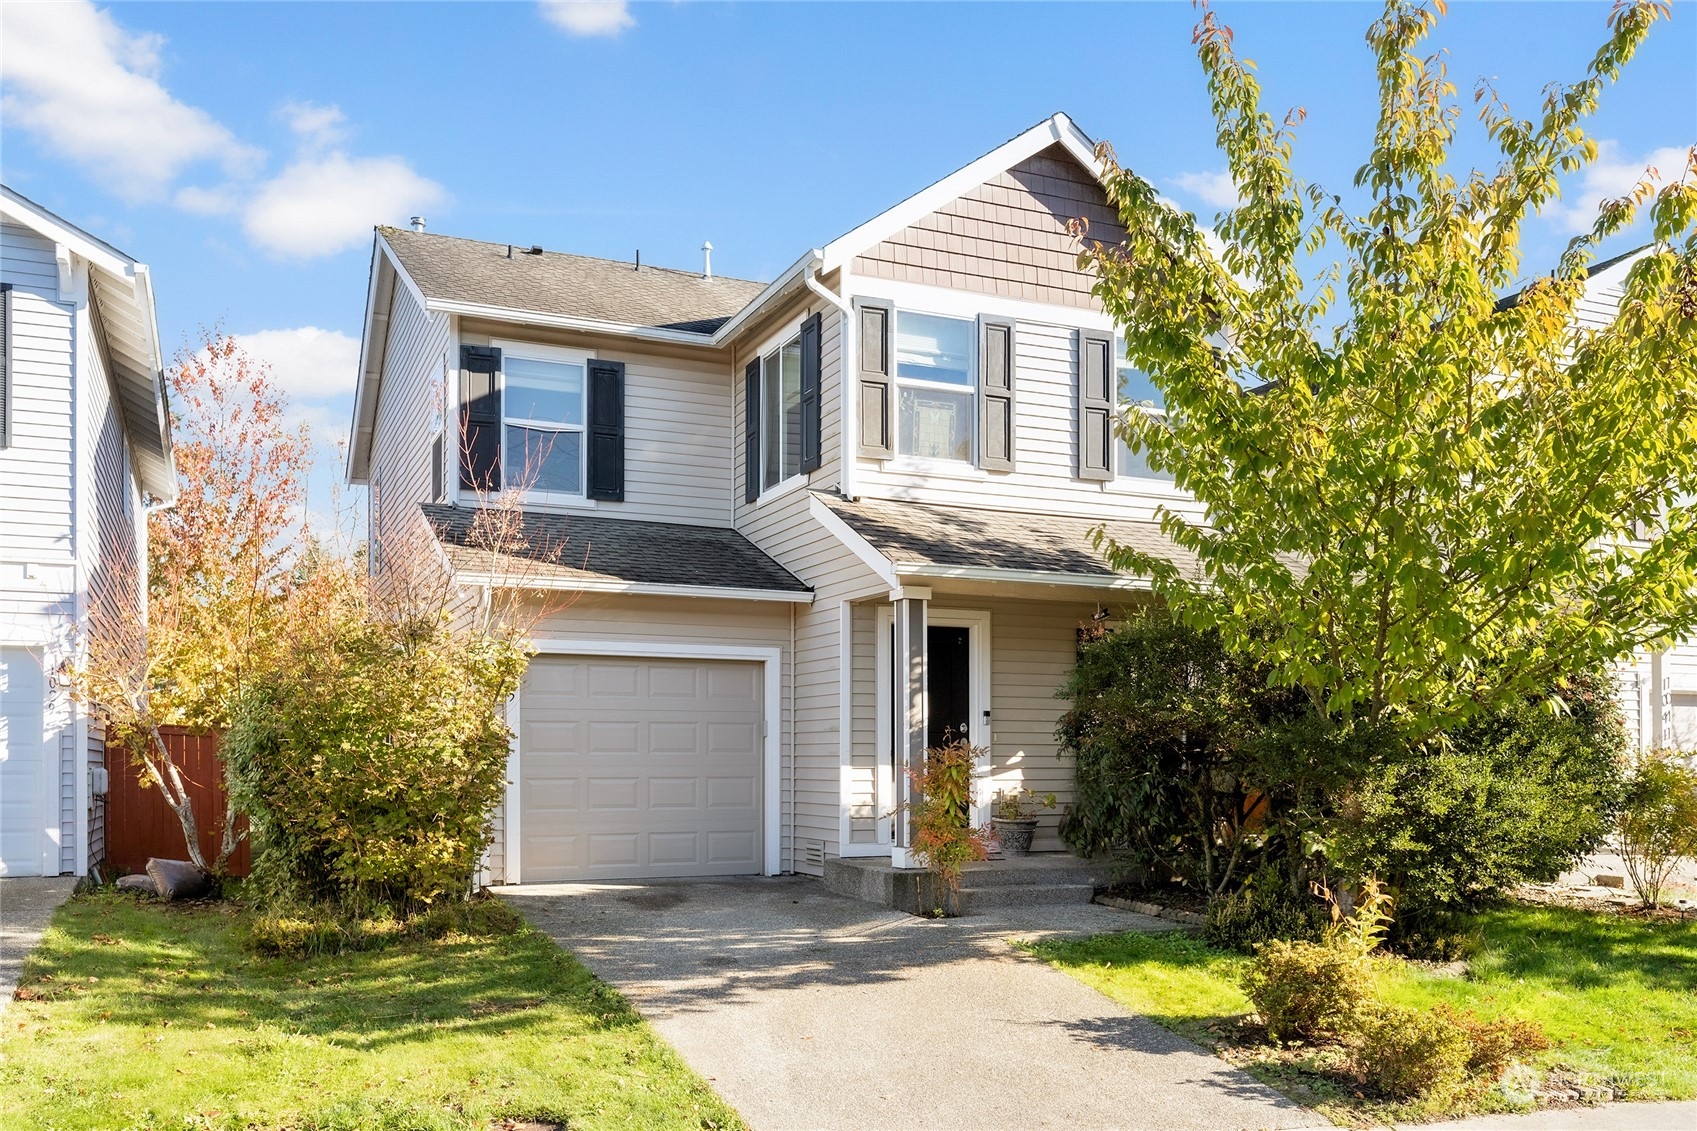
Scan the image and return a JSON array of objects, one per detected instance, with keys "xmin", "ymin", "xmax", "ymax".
[{"xmin": 519, "ymin": 655, "xmax": 764, "ymax": 882}]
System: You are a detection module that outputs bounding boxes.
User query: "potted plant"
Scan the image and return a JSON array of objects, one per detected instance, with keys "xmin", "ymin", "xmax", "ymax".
[{"xmin": 990, "ymin": 788, "xmax": 1056, "ymax": 857}]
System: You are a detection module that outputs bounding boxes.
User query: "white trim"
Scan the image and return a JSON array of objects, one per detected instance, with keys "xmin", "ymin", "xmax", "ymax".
[
  {"xmin": 861, "ymin": 277, "xmax": 1120, "ymax": 334},
  {"xmin": 820, "ymin": 113, "xmax": 1103, "ymax": 272},
  {"xmin": 883, "ymin": 457, "xmax": 988, "ymax": 482},
  {"xmin": 892, "ymin": 561, "xmax": 1152, "ymax": 591},
  {"xmin": 875, "ymin": 605, "xmax": 893, "ymax": 846},
  {"xmin": 520, "ymin": 639, "xmax": 785, "ymax": 877},
  {"xmin": 493, "ymin": 338, "xmax": 593, "ymax": 504},
  {"xmin": 708, "ymin": 250, "xmax": 821, "ymax": 346},
  {"xmin": 0, "ymin": 187, "xmax": 137, "ymax": 281},
  {"xmin": 836, "ymin": 599, "xmax": 857, "ymax": 855},
  {"xmin": 749, "ymin": 314, "xmax": 810, "ymax": 502},
  {"xmin": 454, "ymin": 572, "xmax": 812, "ymax": 604},
  {"xmin": 808, "ymin": 494, "xmax": 898, "ymax": 587},
  {"xmin": 503, "ymin": 691, "xmax": 522, "ymax": 883},
  {"xmin": 428, "ymin": 299, "xmax": 720, "ymax": 346}
]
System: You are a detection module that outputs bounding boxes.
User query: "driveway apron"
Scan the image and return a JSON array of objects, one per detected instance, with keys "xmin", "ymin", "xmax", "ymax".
[
  {"xmin": 501, "ymin": 876, "xmax": 1323, "ymax": 1131},
  {"xmin": 0, "ymin": 876, "xmax": 76, "ymax": 1017}
]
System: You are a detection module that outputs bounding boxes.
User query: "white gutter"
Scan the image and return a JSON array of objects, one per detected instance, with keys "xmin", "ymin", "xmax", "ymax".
[
  {"xmin": 453, "ymin": 572, "xmax": 814, "ymax": 604},
  {"xmin": 708, "ymin": 248, "xmax": 823, "ymax": 346},
  {"xmin": 425, "ymin": 298, "xmax": 724, "ymax": 347},
  {"xmin": 890, "ymin": 561, "xmax": 1153, "ymax": 591},
  {"xmin": 801, "ymin": 257, "xmax": 857, "ymax": 501}
]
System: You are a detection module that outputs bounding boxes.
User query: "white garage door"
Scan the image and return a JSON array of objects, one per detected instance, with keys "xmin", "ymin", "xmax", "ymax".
[
  {"xmin": 519, "ymin": 655, "xmax": 764, "ymax": 882},
  {"xmin": 1, "ymin": 649, "xmax": 50, "ymax": 877}
]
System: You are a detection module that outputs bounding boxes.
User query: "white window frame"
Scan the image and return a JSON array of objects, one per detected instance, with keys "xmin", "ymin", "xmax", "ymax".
[
  {"xmin": 749, "ymin": 316, "xmax": 808, "ymax": 501},
  {"xmin": 494, "ymin": 339, "xmax": 594, "ymax": 507},
  {"xmin": 892, "ymin": 308, "xmax": 978, "ymax": 468},
  {"xmin": 1106, "ymin": 337, "xmax": 1188, "ymax": 497}
]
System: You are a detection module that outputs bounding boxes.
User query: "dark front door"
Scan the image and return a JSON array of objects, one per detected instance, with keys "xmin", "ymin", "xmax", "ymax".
[{"xmin": 927, "ymin": 625, "xmax": 972, "ymax": 751}]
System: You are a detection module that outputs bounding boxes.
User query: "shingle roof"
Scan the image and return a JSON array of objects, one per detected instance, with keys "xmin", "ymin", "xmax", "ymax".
[
  {"xmin": 382, "ymin": 228, "xmax": 769, "ymax": 334},
  {"xmin": 818, "ymin": 494, "xmax": 1198, "ymax": 581},
  {"xmin": 420, "ymin": 503, "xmax": 809, "ymax": 594}
]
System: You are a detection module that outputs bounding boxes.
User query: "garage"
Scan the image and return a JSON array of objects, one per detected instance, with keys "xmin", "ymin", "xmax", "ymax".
[
  {"xmin": 1, "ymin": 648, "xmax": 50, "ymax": 877},
  {"xmin": 517, "ymin": 654, "xmax": 766, "ymax": 882}
]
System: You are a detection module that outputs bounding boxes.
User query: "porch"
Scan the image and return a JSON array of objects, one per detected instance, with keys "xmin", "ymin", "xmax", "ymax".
[{"xmin": 822, "ymin": 851, "xmax": 1110, "ymax": 915}]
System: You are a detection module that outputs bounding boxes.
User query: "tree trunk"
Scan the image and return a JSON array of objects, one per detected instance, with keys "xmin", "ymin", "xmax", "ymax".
[{"xmin": 140, "ymin": 726, "xmax": 209, "ymax": 873}]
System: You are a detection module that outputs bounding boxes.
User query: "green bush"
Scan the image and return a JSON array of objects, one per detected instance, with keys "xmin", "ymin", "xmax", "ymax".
[
  {"xmin": 1241, "ymin": 938, "xmax": 1370, "ymax": 1042},
  {"xmin": 1204, "ymin": 865, "xmax": 1330, "ymax": 953},
  {"xmin": 1617, "ymin": 751, "xmax": 1697, "ymax": 908},
  {"xmin": 1327, "ymin": 670, "xmax": 1628, "ymax": 920},
  {"xmin": 224, "ymin": 609, "xmax": 527, "ymax": 915},
  {"xmin": 1351, "ymin": 1003, "xmax": 1474, "ymax": 1102},
  {"xmin": 1436, "ymin": 1002, "xmax": 1551, "ymax": 1078}
]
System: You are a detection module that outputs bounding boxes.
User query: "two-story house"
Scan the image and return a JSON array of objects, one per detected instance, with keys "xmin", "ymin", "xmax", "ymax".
[
  {"xmin": 347, "ymin": 114, "xmax": 1696, "ymax": 886},
  {"xmin": 0, "ymin": 186, "xmax": 175, "ymax": 878}
]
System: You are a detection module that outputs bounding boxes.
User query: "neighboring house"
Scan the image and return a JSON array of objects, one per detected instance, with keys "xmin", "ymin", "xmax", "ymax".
[
  {"xmin": 347, "ymin": 114, "xmax": 1694, "ymax": 886},
  {"xmin": 0, "ymin": 186, "xmax": 175, "ymax": 878}
]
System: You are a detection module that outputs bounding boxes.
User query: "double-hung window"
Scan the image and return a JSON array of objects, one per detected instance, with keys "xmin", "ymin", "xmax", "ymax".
[
  {"xmin": 759, "ymin": 332, "xmax": 804, "ymax": 491},
  {"xmin": 1113, "ymin": 336, "xmax": 1173, "ymax": 482},
  {"xmin": 503, "ymin": 351, "xmax": 587, "ymax": 497},
  {"xmin": 895, "ymin": 311, "xmax": 975, "ymax": 463}
]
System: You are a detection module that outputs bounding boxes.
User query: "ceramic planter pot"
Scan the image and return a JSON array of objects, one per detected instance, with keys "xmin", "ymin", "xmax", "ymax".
[{"xmin": 992, "ymin": 816, "xmax": 1039, "ymax": 857}]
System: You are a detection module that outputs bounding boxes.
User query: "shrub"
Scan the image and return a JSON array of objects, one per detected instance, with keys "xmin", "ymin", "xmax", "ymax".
[
  {"xmin": 1616, "ymin": 751, "xmax": 1697, "ymax": 908},
  {"xmin": 1331, "ymin": 671, "xmax": 1629, "ymax": 918},
  {"xmin": 906, "ymin": 739, "xmax": 991, "ymax": 908},
  {"xmin": 1241, "ymin": 938, "xmax": 1370, "ymax": 1042},
  {"xmin": 1351, "ymin": 1003, "xmax": 1474, "ymax": 1102},
  {"xmin": 225, "ymin": 600, "xmax": 528, "ymax": 916},
  {"xmin": 1204, "ymin": 865, "xmax": 1330, "ymax": 953},
  {"xmin": 243, "ymin": 895, "xmax": 522, "ymax": 958},
  {"xmin": 1435, "ymin": 1003, "xmax": 1551, "ymax": 1078}
]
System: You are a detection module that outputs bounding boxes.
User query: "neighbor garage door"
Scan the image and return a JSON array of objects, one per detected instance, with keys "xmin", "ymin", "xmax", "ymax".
[
  {"xmin": 518, "ymin": 655, "xmax": 764, "ymax": 882},
  {"xmin": 1, "ymin": 648, "xmax": 49, "ymax": 877}
]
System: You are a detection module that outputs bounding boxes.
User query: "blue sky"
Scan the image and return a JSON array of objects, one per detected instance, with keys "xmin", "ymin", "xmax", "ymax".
[{"xmin": 2, "ymin": 1, "xmax": 1692, "ymax": 525}]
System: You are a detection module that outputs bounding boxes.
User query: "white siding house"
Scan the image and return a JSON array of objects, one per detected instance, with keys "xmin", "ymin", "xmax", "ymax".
[{"xmin": 0, "ymin": 186, "xmax": 174, "ymax": 877}]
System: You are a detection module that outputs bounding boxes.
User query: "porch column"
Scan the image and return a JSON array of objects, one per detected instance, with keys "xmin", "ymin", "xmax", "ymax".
[{"xmin": 890, "ymin": 586, "xmax": 930, "ymax": 868}]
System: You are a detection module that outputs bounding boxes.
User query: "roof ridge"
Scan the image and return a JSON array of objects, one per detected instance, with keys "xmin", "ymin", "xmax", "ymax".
[{"xmin": 378, "ymin": 225, "xmax": 765, "ymax": 287}]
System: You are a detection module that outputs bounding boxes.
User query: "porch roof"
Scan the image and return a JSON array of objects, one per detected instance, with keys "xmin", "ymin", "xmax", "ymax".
[
  {"xmin": 816, "ymin": 494, "xmax": 1197, "ymax": 586},
  {"xmin": 420, "ymin": 503, "xmax": 812, "ymax": 601}
]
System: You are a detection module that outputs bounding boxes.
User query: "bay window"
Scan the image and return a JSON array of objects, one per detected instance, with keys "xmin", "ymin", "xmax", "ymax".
[{"xmin": 895, "ymin": 311, "xmax": 974, "ymax": 463}]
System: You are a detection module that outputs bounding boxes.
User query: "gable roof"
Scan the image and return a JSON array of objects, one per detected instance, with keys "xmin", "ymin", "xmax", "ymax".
[
  {"xmin": 380, "ymin": 227, "xmax": 768, "ymax": 335},
  {"xmin": 0, "ymin": 184, "xmax": 175, "ymax": 502}
]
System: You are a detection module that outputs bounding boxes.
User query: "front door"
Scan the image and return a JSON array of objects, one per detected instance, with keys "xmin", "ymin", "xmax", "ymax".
[{"xmin": 926, "ymin": 625, "xmax": 972, "ymax": 751}]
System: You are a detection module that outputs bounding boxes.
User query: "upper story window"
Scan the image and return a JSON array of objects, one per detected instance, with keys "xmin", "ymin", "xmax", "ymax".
[
  {"xmin": 895, "ymin": 311, "xmax": 975, "ymax": 463},
  {"xmin": 1114, "ymin": 337, "xmax": 1173, "ymax": 483},
  {"xmin": 760, "ymin": 332, "xmax": 804, "ymax": 491},
  {"xmin": 504, "ymin": 352, "xmax": 586, "ymax": 496}
]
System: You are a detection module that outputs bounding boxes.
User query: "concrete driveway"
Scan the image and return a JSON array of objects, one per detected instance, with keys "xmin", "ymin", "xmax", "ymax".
[
  {"xmin": 501, "ymin": 876, "xmax": 1322, "ymax": 1131},
  {"xmin": 1, "ymin": 876, "xmax": 76, "ymax": 1017}
]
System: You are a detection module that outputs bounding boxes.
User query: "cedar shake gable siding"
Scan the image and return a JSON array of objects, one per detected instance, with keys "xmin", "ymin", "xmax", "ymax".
[
  {"xmin": 381, "ymin": 227, "xmax": 767, "ymax": 333},
  {"xmin": 852, "ymin": 144, "xmax": 1126, "ymax": 309}
]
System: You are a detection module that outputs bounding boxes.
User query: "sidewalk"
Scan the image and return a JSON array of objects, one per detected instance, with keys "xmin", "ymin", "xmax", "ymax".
[
  {"xmin": 0, "ymin": 877, "xmax": 76, "ymax": 1017},
  {"xmin": 1393, "ymin": 1100, "xmax": 1697, "ymax": 1131}
]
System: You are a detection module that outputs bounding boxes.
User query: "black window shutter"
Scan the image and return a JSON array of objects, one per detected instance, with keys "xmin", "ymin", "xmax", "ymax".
[
  {"xmin": 856, "ymin": 299, "xmax": 894, "ymax": 458},
  {"xmin": 743, "ymin": 358, "xmax": 761, "ymax": 503},
  {"xmin": 459, "ymin": 344, "xmax": 501, "ymax": 491},
  {"xmin": 430, "ymin": 431, "xmax": 444, "ymax": 502},
  {"xmin": 799, "ymin": 312, "xmax": 823, "ymax": 474},
  {"xmin": 1077, "ymin": 330, "xmax": 1114, "ymax": 481},
  {"xmin": 978, "ymin": 317, "xmax": 1015, "ymax": 471},
  {"xmin": 0, "ymin": 284, "xmax": 11, "ymax": 450},
  {"xmin": 586, "ymin": 359, "xmax": 625, "ymax": 501}
]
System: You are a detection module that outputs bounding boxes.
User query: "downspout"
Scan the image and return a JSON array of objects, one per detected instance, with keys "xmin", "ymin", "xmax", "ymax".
[{"xmin": 802, "ymin": 258, "xmax": 857, "ymax": 501}]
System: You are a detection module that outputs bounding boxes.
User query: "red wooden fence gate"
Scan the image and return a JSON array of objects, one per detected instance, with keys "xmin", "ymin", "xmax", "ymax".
[{"xmin": 105, "ymin": 728, "xmax": 249, "ymax": 876}]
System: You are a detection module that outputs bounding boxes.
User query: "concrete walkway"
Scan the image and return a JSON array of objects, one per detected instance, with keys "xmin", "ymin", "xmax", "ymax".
[
  {"xmin": 501, "ymin": 876, "xmax": 1323, "ymax": 1131},
  {"xmin": 1398, "ymin": 1101, "xmax": 1697, "ymax": 1131},
  {"xmin": 0, "ymin": 876, "xmax": 76, "ymax": 1016}
]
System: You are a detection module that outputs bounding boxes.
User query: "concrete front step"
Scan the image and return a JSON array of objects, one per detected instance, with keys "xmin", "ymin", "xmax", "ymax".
[
  {"xmin": 823, "ymin": 853, "xmax": 1106, "ymax": 916},
  {"xmin": 958, "ymin": 883, "xmax": 1096, "ymax": 911}
]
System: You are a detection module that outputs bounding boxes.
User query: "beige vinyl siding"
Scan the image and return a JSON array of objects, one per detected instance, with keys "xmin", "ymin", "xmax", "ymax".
[
  {"xmin": 735, "ymin": 486, "xmax": 884, "ymax": 872},
  {"xmin": 458, "ymin": 320, "xmax": 736, "ymax": 527},
  {"xmin": 493, "ymin": 593, "xmax": 796, "ymax": 881},
  {"xmin": 368, "ymin": 281, "xmax": 452, "ymax": 557},
  {"xmin": 852, "ymin": 145, "xmax": 1125, "ymax": 311},
  {"xmin": 848, "ymin": 602, "xmax": 879, "ymax": 844}
]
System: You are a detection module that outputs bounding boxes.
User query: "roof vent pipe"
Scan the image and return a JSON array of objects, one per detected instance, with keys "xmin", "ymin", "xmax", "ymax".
[
  {"xmin": 410, "ymin": 216, "xmax": 427, "ymax": 233},
  {"xmin": 702, "ymin": 241, "xmax": 713, "ymax": 279}
]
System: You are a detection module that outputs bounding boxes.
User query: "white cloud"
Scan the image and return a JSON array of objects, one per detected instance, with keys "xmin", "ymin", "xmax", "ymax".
[
  {"xmin": 0, "ymin": 0, "xmax": 260, "ymax": 199},
  {"xmin": 539, "ymin": 0, "xmax": 635, "ymax": 37},
  {"xmin": 279, "ymin": 100, "xmax": 348, "ymax": 149},
  {"xmin": 236, "ymin": 326, "xmax": 361, "ymax": 401},
  {"xmin": 1168, "ymin": 170, "xmax": 1242, "ymax": 210},
  {"xmin": 1550, "ymin": 140, "xmax": 1691, "ymax": 234},
  {"xmin": 243, "ymin": 153, "xmax": 445, "ymax": 259},
  {"xmin": 174, "ymin": 184, "xmax": 241, "ymax": 216}
]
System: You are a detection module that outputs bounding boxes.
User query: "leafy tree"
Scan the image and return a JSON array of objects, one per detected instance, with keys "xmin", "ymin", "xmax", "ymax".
[
  {"xmin": 1078, "ymin": 0, "xmax": 1697, "ymax": 741},
  {"xmin": 75, "ymin": 332, "xmax": 309, "ymax": 873},
  {"xmin": 1614, "ymin": 752, "xmax": 1697, "ymax": 908}
]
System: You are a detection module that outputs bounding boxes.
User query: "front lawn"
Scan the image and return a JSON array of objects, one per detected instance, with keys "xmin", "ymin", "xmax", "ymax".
[
  {"xmin": 0, "ymin": 891, "xmax": 743, "ymax": 1131},
  {"xmin": 1027, "ymin": 904, "xmax": 1697, "ymax": 1126}
]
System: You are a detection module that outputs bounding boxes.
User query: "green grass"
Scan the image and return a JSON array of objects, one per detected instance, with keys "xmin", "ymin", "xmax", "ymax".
[
  {"xmin": 0, "ymin": 891, "xmax": 744, "ymax": 1131},
  {"xmin": 1027, "ymin": 905, "xmax": 1697, "ymax": 1125}
]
